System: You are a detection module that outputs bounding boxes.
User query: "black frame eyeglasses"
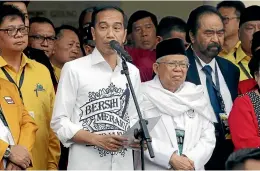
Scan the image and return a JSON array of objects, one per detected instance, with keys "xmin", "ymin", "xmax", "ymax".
[
  {"xmin": 29, "ymin": 35, "xmax": 57, "ymax": 44},
  {"xmin": 0, "ymin": 26, "xmax": 29, "ymax": 37}
]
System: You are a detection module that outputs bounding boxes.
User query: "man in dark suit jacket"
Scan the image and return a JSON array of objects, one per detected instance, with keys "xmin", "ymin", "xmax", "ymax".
[{"xmin": 185, "ymin": 5, "xmax": 240, "ymax": 170}]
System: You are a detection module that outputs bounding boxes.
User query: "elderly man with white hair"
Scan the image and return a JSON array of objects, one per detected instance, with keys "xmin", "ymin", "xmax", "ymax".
[{"xmin": 137, "ymin": 38, "xmax": 216, "ymax": 170}]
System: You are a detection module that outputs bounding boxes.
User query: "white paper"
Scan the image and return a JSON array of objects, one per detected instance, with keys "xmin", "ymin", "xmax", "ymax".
[{"xmin": 122, "ymin": 116, "xmax": 161, "ymax": 149}]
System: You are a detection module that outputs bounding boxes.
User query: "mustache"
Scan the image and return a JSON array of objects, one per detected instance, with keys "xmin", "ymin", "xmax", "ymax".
[{"xmin": 207, "ymin": 43, "xmax": 221, "ymax": 50}]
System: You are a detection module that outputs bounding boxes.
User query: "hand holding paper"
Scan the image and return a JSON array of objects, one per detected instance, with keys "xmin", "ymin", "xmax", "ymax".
[{"xmin": 122, "ymin": 116, "xmax": 161, "ymax": 150}]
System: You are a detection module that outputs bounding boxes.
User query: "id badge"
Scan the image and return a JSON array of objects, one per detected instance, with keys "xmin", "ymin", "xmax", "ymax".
[
  {"xmin": 219, "ymin": 113, "xmax": 231, "ymax": 140},
  {"xmin": 175, "ymin": 129, "xmax": 185, "ymax": 155}
]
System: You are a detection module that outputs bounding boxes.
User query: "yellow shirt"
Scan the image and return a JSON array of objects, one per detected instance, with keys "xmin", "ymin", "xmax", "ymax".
[
  {"xmin": 0, "ymin": 54, "xmax": 60, "ymax": 170},
  {"xmin": 219, "ymin": 43, "xmax": 251, "ymax": 81},
  {"xmin": 53, "ymin": 65, "xmax": 61, "ymax": 82},
  {"xmin": 219, "ymin": 41, "xmax": 241, "ymax": 57}
]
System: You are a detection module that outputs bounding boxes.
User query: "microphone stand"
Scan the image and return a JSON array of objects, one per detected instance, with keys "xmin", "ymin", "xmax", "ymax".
[{"xmin": 118, "ymin": 52, "xmax": 154, "ymax": 170}]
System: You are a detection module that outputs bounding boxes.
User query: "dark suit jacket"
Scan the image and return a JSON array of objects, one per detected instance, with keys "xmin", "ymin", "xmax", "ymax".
[
  {"xmin": 185, "ymin": 47, "xmax": 240, "ymax": 170},
  {"xmin": 185, "ymin": 47, "xmax": 240, "ymax": 102}
]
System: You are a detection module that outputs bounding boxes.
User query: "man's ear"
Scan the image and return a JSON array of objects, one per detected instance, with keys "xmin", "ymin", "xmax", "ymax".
[
  {"xmin": 157, "ymin": 36, "xmax": 163, "ymax": 43},
  {"xmin": 84, "ymin": 45, "xmax": 94, "ymax": 55},
  {"xmin": 189, "ymin": 31, "xmax": 195, "ymax": 44},
  {"xmin": 50, "ymin": 42, "xmax": 57, "ymax": 58},
  {"xmin": 153, "ymin": 62, "xmax": 159, "ymax": 75},
  {"xmin": 91, "ymin": 27, "xmax": 96, "ymax": 41},
  {"xmin": 122, "ymin": 29, "xmax": 127, "ymax": 45}
]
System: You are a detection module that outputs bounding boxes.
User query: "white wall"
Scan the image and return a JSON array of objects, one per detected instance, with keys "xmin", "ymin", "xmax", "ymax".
[
  {"xmin": 28, "ymin": 1, "xmax": 120, "ymax": 27},
  {"xmin": 28, "ymin": 1, "xmax": 260, "ymax": 28},
  {"xmin": 120, "ymin": 1, "xmax": 204, "ymax": 21},
  {"xmin": 27, "ymin": 1, "xmax": 203, "ymax": 28},
  {"xmin": 203, "ymin": 1, "xmax": 260, "ymax": 7}
]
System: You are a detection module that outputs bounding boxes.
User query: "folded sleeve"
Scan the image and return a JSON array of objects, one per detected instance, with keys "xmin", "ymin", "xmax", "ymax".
[{"xmin": 51, "ymin": 63, "xmax": 81, "ymax": 147}]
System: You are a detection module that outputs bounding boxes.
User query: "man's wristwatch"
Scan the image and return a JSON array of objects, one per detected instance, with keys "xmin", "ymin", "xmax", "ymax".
[{"xmin": 3, "ymin": 145, "xmax": 11, "ymax": 158}]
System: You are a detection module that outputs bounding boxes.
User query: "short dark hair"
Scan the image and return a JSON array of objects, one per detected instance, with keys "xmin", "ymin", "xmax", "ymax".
[
  {"xmin": 55, "ymin": 25, "xmax": 80, "ymax": 40},
  {"xmin": 186, "ymin": 5, "xmax": 223, "ymax": 43},
  {"xmin": 78, "ymin": 7, "xmax": 95, "ymax": 30},
  {"xmin": 29, "ymin": 17, "xmax": 55, "ymax": 30},
  {"xmin": 157, "ymin": 16, "xmax": 187, "ymax": 39},
  {"xmin": 0, "ymin": 1, "xmax": 30, "ymax": 7},
  {"xmin": 127, "ymin": 10, "xmax": 157, "ymax": 35},
  {"xmin": 91, "ymin": 6, "xmax": 127, "ymax": 29},
  {"xmin": 217, "ymin": 1, "xmax": 245, "ymax": 17},
  {"xmin": 0, "ymin": 4, "xmax": 25, "ymax": 26},
  {"xmin": 226, "ymin": 148, "xmax": 260, "ymax": 170}
]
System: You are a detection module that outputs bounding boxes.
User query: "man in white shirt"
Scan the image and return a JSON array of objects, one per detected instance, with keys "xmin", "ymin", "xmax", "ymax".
[
  {"xmin": 51, "ymin": 6, "xmax": 141, "ymax": 170},
  {"xmin": 185, "ymin": 5, "xmax": 240, "ymax": 170}
]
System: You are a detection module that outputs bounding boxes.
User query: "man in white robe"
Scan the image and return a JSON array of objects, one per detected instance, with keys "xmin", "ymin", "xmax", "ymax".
[{"xmin": 137, "ymin": 38, "xmax": 216, "ymax": 170}]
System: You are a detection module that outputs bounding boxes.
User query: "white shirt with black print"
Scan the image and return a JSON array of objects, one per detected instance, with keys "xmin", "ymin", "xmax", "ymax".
[{"xmin": 51, "ymin": 48, "xmax": 141, "ymax": 170}]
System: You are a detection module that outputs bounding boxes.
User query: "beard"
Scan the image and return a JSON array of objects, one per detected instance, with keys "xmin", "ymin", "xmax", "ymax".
[{"xmin": 205, "ymin": 42, "xmax": 222, "ymax": 58}]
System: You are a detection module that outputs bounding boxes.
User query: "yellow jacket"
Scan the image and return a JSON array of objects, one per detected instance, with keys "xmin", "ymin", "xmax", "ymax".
[
  {"xmin": 0, "ymin": 54, "xmax": 60, "ymax": 170},
  {"xmin": 0, "ymin": 78, "xmax": 38, "ymax": 169}
]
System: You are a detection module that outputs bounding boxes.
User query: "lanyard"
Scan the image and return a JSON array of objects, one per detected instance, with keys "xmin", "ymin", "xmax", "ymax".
[
  {"xmin": 194, "ymin": 55, "xmax": 226, "ymax": 113},
  {"xmin": 1, "ymin": 67, "xmax": 25, "ymax": 101},
  {"xmin": 0, "ymin": 106, "xmax": 8, "ymax": 127}
]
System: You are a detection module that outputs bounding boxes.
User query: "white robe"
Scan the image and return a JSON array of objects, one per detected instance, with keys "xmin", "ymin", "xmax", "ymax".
[{"xmin": 135, "ymin": 76, "xmax": 216, "ymax": 170}]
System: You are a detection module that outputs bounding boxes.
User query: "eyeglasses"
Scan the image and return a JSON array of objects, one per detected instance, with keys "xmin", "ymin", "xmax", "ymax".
[
  {"xmin": 157, "ymin": 61, "xmax": 190, "ymax": 69},
  {"xmin": 29, "ymin": 35, "xmax": 56, "ymax": 45},
  {"xmin": 222, "ymin": 16, "xmax": 239, "ymax": 24},
  {"xmin": 0, "ymin": 26, "xmax": 29, "ymax": 37}
]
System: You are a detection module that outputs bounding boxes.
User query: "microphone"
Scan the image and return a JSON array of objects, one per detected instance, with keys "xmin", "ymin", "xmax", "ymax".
[{"xmin": 109, "ymin": 40, "xmax": 132, "ymax": 62}]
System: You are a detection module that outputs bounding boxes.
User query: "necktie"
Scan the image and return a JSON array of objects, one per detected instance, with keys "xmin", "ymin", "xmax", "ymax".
[
  {"xmin": 202, "ymin": 65, "xmax": 225, "ymax": 140},
  {"xmin": 202, "ymin": 65, "xmax": 222, "ymax": 114}
]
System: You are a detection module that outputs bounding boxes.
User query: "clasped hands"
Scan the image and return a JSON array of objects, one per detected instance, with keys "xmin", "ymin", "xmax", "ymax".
[
  {"xmin": 6, "ymin": 145, "xmax": 32, "ymax": 170},
  {"xmin": 170, "ymin": 152, "xmax": 195, "ymax": 170}
]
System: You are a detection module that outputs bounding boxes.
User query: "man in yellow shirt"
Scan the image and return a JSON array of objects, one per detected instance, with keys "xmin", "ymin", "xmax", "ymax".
[
  {"xmin": 0, "ymin": 4, "xmax": 60, "ymax": 170},
  {"xmin": 217, "ymin": 1, "xmax": 245, "ymax": 57},
  {"xmin": 220, "ymin": 5, "xmax": 260, "ymax": 81},
  {"xmin": 0, "ymin": 78, "xmax": 38, "ymax": 170},
  {"xmin": 50, "ymin": 25, "xmax": 81, "ymax": 81}
]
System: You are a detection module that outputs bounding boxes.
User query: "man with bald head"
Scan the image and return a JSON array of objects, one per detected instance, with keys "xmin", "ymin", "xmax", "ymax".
[{"xmin": 50, "ymin": 25, "xmax": 81, "ymax": 81}]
